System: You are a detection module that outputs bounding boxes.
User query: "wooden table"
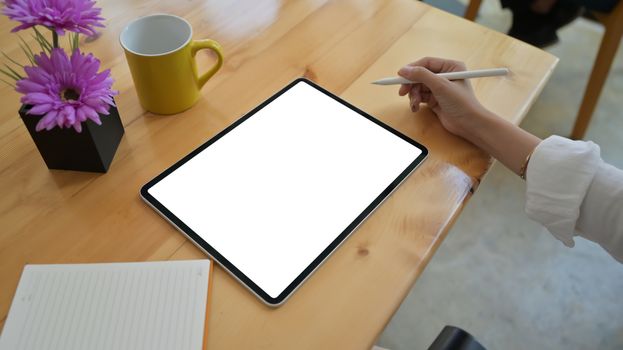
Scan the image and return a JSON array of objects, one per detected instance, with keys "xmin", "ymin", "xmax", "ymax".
[{"xmin": 0, "ymin": 0, "xmax": 557, "ymax": 348}]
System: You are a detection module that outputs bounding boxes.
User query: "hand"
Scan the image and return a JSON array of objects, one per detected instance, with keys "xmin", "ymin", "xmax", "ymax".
[
  {"xmin": 398, "ymin": 57, "xmax": 541, "ymax": 177},
  {"xmin": 397, "ymin": 57, "xmax": 487, "ymax": 139}
]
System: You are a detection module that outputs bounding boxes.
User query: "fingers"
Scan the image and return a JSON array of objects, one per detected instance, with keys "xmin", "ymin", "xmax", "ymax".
[
  {"xmin": 408, "ymin": 85, "xmax": 422, "ymax": 112},
  {"xmin": 399, "ymin": 83, "xmax": 410, "ymax": 96},
  {"xmin": 398, "ymin": 66, "xmax": 446, "ymax": 94},
  {"xmin": 420, "ymin": 90, "xmax": 432, "ymax": 102},
  {"xmin": 400, "ymin": 82, "xmax": 429, "ymax": 96},
  {"xmin": 398, "ymin": 57, "xmax": 465, "ymax": 96},
  {"xmin": 398, "ymin": 57, "xmax": 468, "ymax": 113},
  {"xmin": 408, "ymin": 84, "xmax": 439, "ymax": 112},
  {"xmin": 406, "ymin": 57, "xmax": 467, "ymax": 73}
]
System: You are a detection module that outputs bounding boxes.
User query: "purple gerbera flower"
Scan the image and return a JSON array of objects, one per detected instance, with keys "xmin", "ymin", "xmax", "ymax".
[
  {"xmin": 16, "ymin": 48, "xmax": 117, "ymax": 132},
  {"xmin": 2, "ymin": 0, "xmax": 104, "ymax": 36}
]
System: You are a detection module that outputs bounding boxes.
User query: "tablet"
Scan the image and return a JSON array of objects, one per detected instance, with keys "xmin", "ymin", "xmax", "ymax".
[{"xmin": 141, "ymin": 78, "xmax": 428, "ymax": 306}]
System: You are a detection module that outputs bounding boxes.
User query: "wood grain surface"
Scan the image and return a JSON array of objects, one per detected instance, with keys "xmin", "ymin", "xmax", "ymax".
[{"xmin": 0, "ymin": 0, "xmax": 557, "ymax": 348}]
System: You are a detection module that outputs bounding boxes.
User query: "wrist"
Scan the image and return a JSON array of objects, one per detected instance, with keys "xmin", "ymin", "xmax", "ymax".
[
  {"xmin": 456, "ymin": 105, "xmax": 496, "ymax": 146},
  {"xmin": 457, "ymin": 106, "xmax": 542, "ymax": 175}
]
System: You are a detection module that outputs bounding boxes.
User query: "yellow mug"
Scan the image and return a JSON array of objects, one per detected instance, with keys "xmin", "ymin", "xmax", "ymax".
[{"xmin": 120, "ymin": 14, "xmax": 223, "ymax": 115}]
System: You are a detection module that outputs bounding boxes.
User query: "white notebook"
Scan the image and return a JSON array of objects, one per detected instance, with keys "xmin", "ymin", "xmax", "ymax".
[{"xmin": 0, "ymin": 260, "xmax": 212, "ymax": 350}]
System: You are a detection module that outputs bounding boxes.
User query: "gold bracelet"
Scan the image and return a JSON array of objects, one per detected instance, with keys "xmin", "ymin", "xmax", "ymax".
[{"xmin": 519, "ymin": 149, "xmax": 535, "ymax": 180}]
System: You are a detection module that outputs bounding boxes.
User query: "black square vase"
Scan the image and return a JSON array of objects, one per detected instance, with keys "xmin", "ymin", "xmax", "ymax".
[{"xmin": 19, "ymin": 102, "xmax": 125, "ymax": 173}]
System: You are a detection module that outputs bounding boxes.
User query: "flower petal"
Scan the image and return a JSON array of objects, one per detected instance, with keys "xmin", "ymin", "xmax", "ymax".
[
  {"xmin": 16, "ymin": 45, "xmax": 115, "ymax": 132},
  {"xmin": 28, "ymin": 103, "xmax": 53, "ymax": 115},
  {"xmin": 73, "ymin": 121, "xmax": 82, "ymax": 133},
  {"xmin": 23, "ymin": 92, "xmax": 55, "ymax": 105},
  {"xmin": 76, "ymin": 106, "xmax": 87, "ymax": 122},
  {"xmin": 3, "ymin": 0, "xmax": 106, "ymax": 35},
  {"xmin": 15, "ymin": 80, "xmax": 47, "ymax": 93},
  {"xmin": 35, "ymin": 110, "xmax": 58, "ymax": 132}
]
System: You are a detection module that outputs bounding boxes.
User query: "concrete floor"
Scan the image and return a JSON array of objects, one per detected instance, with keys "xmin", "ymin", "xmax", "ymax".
[{"xmin": 377, "ymin": 1, "xmax": 623, "ymax": 349}]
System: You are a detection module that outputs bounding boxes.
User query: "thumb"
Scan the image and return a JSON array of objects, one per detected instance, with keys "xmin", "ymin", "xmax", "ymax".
[{"xmin": 398, "ymin": 66, "xmax": 446, "ymax": 93}]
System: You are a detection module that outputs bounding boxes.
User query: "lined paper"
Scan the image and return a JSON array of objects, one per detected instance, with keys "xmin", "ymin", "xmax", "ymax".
[{"xmin": 0, "ymin": 260, "xmax": 211, "ymax": 350}]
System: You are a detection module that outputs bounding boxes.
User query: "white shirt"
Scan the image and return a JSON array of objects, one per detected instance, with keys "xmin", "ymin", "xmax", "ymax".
[{"xmin": 525, "ymin": 135, "xmax": 623, "ymax": 263}]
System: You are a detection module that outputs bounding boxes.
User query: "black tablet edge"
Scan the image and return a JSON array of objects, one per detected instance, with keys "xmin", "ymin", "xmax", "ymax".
[{"xmin": 140, "ymin": 77, "xmax": 429, "ymax": 306}]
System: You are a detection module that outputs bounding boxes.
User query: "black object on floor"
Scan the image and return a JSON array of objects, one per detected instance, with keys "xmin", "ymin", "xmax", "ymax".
[
  {"xmin": 503, "ymin": 0, "xmax": 582, "ymax": 48},
  {"xmin": 427, "ymin": 325, "xmax": 486, "ymax": 350}
]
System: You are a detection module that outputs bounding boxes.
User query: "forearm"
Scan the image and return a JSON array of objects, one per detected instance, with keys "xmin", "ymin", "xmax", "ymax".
[{"xmin": 461, "ymin": 109, "xmax": 541, "ymax": 176}]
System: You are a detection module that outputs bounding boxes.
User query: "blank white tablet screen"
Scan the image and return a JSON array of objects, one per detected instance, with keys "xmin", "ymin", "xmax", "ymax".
[{"xmin": 148, "ymin": 81, "xmax": 422, "ymax": 298}]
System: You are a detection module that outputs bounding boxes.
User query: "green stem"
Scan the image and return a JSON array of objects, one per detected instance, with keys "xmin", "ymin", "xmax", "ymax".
[
  {"xmin": 33, "ymin": 27, "xmax": 52, "ymax": 53},
  {"xmin": 52, "ymin": 31, "xmax": 59, "ymax": 48},
  {"xmin": 0, "ymin": 66, "xmax": 20, "ymax": 81},
  {"xmin": 0, "ymin": 77, "xmax": 16, "ymax": 89}
]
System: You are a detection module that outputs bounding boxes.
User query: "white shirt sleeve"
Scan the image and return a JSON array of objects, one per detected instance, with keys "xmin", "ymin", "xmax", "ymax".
[{"xmin": 525, "ymin": 135, "xmax": 623, "ymax": 263}]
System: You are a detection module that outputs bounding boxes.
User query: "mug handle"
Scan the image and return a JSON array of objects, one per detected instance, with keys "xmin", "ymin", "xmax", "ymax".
[{"xmin": 190, "ymin": 39, "xmax": 224, "ymax": 89}]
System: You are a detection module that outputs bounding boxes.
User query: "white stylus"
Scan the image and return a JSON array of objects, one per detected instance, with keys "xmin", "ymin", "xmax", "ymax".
[{"xmin": 371, "ymin": 67, "xmax": 509, "ymax": 85}]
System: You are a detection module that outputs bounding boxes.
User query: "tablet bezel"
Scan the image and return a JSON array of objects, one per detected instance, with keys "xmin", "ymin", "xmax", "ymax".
[{"xmin": 140, "ymin": 78, "xmax": 428, "ymax": 306}]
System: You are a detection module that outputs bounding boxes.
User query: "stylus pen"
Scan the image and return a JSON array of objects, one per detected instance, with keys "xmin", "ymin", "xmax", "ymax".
[{"xmin": 371, "ymin": 67, "xmax": 509, "ymax": 85}]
